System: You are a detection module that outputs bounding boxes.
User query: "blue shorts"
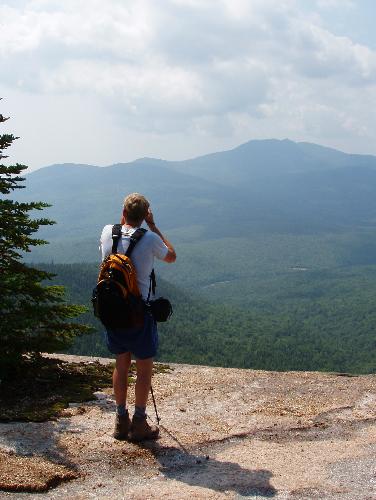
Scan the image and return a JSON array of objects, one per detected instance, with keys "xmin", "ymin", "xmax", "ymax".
[{"xmin": 104, "ymin": 312, "xmax": 158, "ymax": 359}]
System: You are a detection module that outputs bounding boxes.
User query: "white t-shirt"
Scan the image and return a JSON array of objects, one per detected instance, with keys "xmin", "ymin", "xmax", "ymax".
[{"xmin": 100, "ymin": 225, "xmax": 168, "ymax": 300}]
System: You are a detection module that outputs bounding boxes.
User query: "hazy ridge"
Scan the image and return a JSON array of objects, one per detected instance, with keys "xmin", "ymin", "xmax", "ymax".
[
  {"xmin": 20, "ymin": 138, "xmax": 376, "ymax": 263},
  {"xmin": 16, "ymin": 138, "xmax": 376, "ymax": 373}
]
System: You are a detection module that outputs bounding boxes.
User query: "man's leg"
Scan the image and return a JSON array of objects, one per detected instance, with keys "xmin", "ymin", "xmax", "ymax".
[
  {"xmin": 113, "ymin": 352, "xmax": 132, "ymax": 406},
  {"xmin": 135, "ymin": 357, "xmax": 153, "ymax": 408},
  {"xmin": 130, "ymin": 357, "xmax": 159, "ymax": 441},
  {"xmin": 112, "ymin": 352, "xmax": 132, "ymax": 440}
]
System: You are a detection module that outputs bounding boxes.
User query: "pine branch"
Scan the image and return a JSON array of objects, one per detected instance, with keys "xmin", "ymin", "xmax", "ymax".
[{"xmin": 0, "ymin": 106, "xmax": 92, "ymax": 375}]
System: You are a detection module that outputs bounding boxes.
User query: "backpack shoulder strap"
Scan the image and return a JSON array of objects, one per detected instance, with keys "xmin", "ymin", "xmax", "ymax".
[
  {"xmin": 125, "ymin": 227, "xmax": 147, "ymax": 257},
  {"xmin": 111, "ymin": 224, "xmax": 122, "ymax": 254}
]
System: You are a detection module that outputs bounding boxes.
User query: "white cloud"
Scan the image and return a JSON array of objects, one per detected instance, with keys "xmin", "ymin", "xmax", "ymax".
[
  {"xmin": 315, "ymin": 0, "xmax": 354, "ymax": 9},
  {"xmin": 0, "ymin": 0, "xmax": 375, "ymax": 168}
]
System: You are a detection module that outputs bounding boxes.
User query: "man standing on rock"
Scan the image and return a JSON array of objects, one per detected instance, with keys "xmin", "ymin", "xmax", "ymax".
[{"xmin": 100, "ymin": 193, "xmax": 176, "ymax": 441}]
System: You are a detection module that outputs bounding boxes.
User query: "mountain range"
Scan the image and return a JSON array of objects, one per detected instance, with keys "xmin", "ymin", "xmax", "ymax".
[
  {"xmin": 15, "ymin": 138, "xmax": 376, "ymax": 373},
  {"xmin": 18, "ymin": 138, "xmax": 376, "ymax": 266}
]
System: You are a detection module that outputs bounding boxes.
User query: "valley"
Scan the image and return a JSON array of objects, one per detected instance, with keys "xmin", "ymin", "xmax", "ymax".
[{"xmin": 14, "ymin": 138, "xmax": 376, "ymax": 374}]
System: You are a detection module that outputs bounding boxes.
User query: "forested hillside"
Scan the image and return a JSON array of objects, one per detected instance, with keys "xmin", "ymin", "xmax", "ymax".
[
  {"xmin": 40, "ymin": 263, "xmax": 376, "ymax": 374},
  {"xmin": 18, "ymin": 139, "xmax": 376, "ymax": 373}
]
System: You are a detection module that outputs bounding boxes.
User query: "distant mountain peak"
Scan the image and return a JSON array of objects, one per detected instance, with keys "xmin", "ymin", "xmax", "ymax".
[
  {"xmin": 27, "ymin": 138, "xmax": 376, "ymax": 177},
  {"xmin": 133, "ymin": 157, "xmax": 166, "ymax": 164}
]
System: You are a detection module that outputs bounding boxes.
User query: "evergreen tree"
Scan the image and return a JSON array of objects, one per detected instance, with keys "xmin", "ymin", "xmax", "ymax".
[{"xmin": 0, "ymin": 100, "xmax": 91, "ymax": 378}]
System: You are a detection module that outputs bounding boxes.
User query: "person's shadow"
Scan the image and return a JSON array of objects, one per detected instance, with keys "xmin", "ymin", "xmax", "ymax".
[{"xmin": 138, "ymin": 425, "xmax": 277, "ymax": 498}]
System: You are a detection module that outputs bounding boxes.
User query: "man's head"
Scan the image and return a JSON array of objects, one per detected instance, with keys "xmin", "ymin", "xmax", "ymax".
[{"xmin": 123, "ymin": 193, "xmax": 150, "ymax": 226}]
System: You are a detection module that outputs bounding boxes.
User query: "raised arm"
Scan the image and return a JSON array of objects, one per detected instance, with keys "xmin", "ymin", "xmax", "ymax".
[{"xmin": 145, "ymin": 210, "xmax": 176, "ymax": 263}]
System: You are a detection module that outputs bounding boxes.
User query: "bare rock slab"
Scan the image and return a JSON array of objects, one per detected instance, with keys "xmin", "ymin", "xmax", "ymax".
[{"xmin": 0, "ymin": 356, "xmax": 375, "ymax": 499}]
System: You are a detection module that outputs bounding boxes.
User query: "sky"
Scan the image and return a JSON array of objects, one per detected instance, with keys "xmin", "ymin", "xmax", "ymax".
[{"xmin": 1, "ymin": 0, "xmax": 376, "ymax": 171}]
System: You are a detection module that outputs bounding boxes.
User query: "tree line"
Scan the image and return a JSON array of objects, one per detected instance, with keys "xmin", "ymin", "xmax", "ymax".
[{"xmin": 39, "ymin": 262, "xmax": 376, "ymax": 374}]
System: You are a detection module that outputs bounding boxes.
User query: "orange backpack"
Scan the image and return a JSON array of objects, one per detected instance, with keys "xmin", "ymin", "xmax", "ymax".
[{"xmin": 92, "ymin": 225, "xmax": 146, "ymax": 329}]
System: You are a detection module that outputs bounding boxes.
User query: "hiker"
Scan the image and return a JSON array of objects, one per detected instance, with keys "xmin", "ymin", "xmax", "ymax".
[{"xmin": 100, "ymin": 193, "xmax": 176, "ymax": 441}]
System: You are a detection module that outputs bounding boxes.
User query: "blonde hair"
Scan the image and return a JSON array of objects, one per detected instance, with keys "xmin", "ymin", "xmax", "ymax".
[{"xmin": 123, "ymin": 193, "xmax": 149, "ymax": 225}]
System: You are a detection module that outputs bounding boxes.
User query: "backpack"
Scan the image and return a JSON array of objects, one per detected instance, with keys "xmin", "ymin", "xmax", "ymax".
[{"xmin": 92, "ymin": 224, "xmax": 146, "ymax": 329}]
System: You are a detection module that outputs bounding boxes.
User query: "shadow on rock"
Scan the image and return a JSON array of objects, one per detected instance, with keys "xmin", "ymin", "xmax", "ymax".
[
  {"xmin": 0, "ymin": 419, "xmax": 75, "ymax": 465},
  {"xmin": 0, "ymin": 420, "xmax": 78, "ymax": 492},
  {"xmin": 140, "ymin": 436, "xmax": 277, "ymax": 498}
]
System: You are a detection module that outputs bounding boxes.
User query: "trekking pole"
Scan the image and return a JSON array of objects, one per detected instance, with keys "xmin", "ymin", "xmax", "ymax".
[{"xmin": 150, "ymin": 384, "xmax": 160, "ymax": 424}]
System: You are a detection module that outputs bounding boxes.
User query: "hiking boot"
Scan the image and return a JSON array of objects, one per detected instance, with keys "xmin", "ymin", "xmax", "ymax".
[
  {"xmin": 113, "ymin": 410, "xmax": 131, "ymax": 440},
  {"xmin": 130, "ymin": 414, "xmax": 159, "ymax": 442}
]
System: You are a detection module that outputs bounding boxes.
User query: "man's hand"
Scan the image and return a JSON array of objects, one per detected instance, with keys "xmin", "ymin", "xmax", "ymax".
[{"xmin": 145, "ymin": 209, "xmax": 155, "ymax": 227}]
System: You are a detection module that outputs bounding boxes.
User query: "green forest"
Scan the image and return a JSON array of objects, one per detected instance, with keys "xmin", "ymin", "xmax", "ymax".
[
  {"xmin": 38, "ymin": 261, "xmax": 376, "ymax": 374},
  {"xmin": 16, "ymin": 139, "xmax": 376, "ymax": 375}
]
